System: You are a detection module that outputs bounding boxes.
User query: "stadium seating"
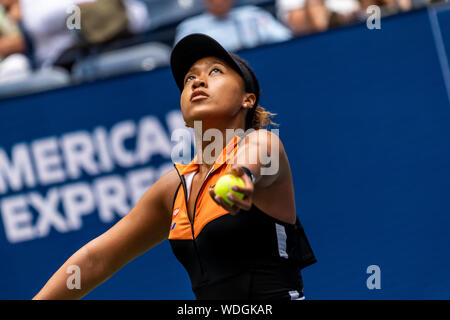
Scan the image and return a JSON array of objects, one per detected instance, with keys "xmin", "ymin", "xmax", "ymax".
[
  {"xmin": 63, "ymin": 1, "xmax": 277, "ymax": 83},
  {"xmin": 0, "ymin": 67, "xmax": 71, "ymax": 99},
  {"xmin": 71, "ymin": 42, "xmax": 171, "ymax": 82},
  {"xmin": 142, "ymin": 0, "xmax": 275, "ymax": 30}
]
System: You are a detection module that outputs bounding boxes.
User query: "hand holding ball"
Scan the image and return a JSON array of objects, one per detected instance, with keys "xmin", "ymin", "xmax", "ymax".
[{"xmin": 214, "ymin": 174, "xmax": 245, "ymax": 205}]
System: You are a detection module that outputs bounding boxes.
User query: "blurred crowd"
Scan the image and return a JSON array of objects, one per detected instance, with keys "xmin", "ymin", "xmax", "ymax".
[
  {"xmin": 0, "ymin": 0, "xmax": 444, "ymax": 90},
  {"xmin": 174, "ymin": 0, "xmax": 435, "ymax": 51},
  {"xmin": 0, "ymin": 0, "xmax": 150, "ymax": 83}
]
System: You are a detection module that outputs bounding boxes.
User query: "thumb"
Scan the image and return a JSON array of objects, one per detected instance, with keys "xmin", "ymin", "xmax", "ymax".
[{"xmin": 230, "ymin": 165, "xmax": 244, "ymax": 177}]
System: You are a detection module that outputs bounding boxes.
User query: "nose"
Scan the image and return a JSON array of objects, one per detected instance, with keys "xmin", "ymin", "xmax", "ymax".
[{"xmin": 192, "ymin": 76, "xmax": 207, "ymax": 89}]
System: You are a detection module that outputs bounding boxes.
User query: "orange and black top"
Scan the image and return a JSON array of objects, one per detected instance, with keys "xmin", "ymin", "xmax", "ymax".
[{"xmin": 169, "ymin": 136, "xmax": 316, "ymax": 300}]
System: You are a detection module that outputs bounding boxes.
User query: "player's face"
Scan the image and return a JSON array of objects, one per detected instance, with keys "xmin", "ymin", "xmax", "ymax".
[{"xmin": 180, "ymin": 56, "xmax": 246, "ymax": 128}]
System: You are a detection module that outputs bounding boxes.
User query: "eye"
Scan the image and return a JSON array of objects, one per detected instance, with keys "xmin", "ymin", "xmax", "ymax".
[
  {"xmin": 185, "ymin": 75, "xmax": 195, "ymax": 84},
  {"xmin": 210, "ymin": 67, "xmax": 222, "ymax": 74}
]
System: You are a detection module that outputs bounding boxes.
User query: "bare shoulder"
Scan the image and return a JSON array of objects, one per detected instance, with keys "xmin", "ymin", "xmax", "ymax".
[
  {"xmin": 151, "ymin": 168, "xmax": 181, "ymax": 214},
  {"xmin": 242, "ymin": 128, "xmax": 285, "ymax": 152},
  {"xmin": 241, "ymin": 129, "xmax": 287, "ymax": 170},
  {"xmin": 247, "ymin": 131, "xmax": 296, "ymax": 224}
]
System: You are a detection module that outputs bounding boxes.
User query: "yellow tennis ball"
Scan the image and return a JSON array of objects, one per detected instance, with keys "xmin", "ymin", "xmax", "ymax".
[{"xmin": 214, "ymin": 174, "xmax": 245, "ymax": 205}]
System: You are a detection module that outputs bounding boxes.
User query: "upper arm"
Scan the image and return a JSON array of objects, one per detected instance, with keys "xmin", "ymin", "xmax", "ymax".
[
  {"xmin": 234, "ymin": 129, "xmax": 288, "ymax": 188},
  {"xmin": 85, "ymin": 168, "xmax": 180, "ymax": 273}
]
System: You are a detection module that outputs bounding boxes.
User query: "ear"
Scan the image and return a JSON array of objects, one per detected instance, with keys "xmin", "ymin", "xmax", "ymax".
[{"xmin": 241, "ymin": 93, "xmax": 256, "ymax": 109}]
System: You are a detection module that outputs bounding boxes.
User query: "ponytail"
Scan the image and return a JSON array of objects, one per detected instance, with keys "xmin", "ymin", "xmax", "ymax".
[
  {"xmin": 245, "ymin": 105, "xmax": 278, "ymax": 130},
  {"xmin": 232, "ymin": 54, "xmax": 278, "ymax": 130}
]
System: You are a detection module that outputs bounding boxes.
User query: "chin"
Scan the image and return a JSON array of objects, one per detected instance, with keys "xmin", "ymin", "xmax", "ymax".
[
  {"xmin": 184, "ymin": 114, "xmax": 226, "ymax": 130},
  {"xmin": 184, "ymin": 105, "xmax": 219, "ymax": 122},
  {"xmin": 182, "ymin": 102, "xmax": 236, "ymax": 127},
  {"xmin": 183, "ymin": 115, "xmax": 208, "ymax": 128}
]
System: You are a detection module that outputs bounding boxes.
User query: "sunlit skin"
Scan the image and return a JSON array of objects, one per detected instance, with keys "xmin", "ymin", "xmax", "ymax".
[
  {"xmin": 180, "ymin": 56, "xmax": 255, "ymax": 134},
  {"xmin": 180, "ymin": 56, "xmax": 257, "ymax": 218},
  {"xmin": 32, "ymin": 55, "xmax": 298, "ymax": 300},
  {"xmin": 359, "ymin": 0, "xmax": 411, "ymax": 11},
  {"xmin": 286, "ymin": 0, "xmax": 330, "ymax": 35},
  {"xmin": 0, "ymin": 0, "xmax": 16, "ymax": 8},
  {"xmin": 0, "ymin": 0, "xmax": 21, "ymax": 21},
  {"xmin": 0, "ymin": 0, "xmax": 24, "ymax": 56},
  {"xmin": 203, "ymin": 0, "xmax": 235, "ymax": 18}
]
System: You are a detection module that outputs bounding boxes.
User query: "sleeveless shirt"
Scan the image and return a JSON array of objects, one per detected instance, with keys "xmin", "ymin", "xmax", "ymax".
[{"xmin": 169, "ymin": 136, "xmax": 316, "ymax": 300}]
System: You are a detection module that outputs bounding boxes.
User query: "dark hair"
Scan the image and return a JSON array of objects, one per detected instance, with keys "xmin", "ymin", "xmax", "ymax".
[{"xmin": 230, "ymin": 54, "xmax": 278, "ymax": 130}]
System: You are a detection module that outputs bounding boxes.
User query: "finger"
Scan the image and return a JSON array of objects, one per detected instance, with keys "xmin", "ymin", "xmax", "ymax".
[
  {"xmin": 231, "ymin": 184, "xmax": 252, "ymax": 196},
  {"xmin": 216, "ymin": 195, "xmax": 240, "ymax": 215},
  {"xmin": 210, "ymin": 185, "xmax": 233, "ymax": 210},
  {"xmin": 230, "ymin": 165, "xmax": 244, "ymax": 177},
  {"xmin": 210, "ymin": 185, "xmax": 240, "ymax": 214},
  {"xmin": 209, "ymin": 186, "xmax": 222, "ymax": 206},
  {"xmin": 239, "ymin": 172, "xmax": 253, "ymax": 188},
  {"xmin": 227, "ymin": 193, "xmax": 251, "ymax": 211},
  {"xmin": 231, "ymin": 173, "xmax": 253, "ymax": 196},
  {"xmin": 215, "ymin": 194, "xmax": 231, "ymax": 210}
]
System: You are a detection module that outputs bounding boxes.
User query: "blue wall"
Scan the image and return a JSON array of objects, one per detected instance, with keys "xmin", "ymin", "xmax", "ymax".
[{"xmin": 1, "ymin": 5, "xmax": 449, "ymax": 299}]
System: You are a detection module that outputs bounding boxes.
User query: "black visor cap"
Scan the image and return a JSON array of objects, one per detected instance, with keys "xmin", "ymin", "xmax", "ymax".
[{"xmin": 170, "ymin": 33, "xmax": 260, "ymax": 106}]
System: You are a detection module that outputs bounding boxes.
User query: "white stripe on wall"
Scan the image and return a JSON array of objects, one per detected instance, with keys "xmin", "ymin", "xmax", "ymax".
[{"xmin": 428, "ymin": 6, "xmax": 450, "ymax": 105}]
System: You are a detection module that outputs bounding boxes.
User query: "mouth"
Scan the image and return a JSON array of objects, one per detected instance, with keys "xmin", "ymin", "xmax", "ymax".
[{"xmin": 191, "ymin": 90, "xmax": 209, "ymax": 101}]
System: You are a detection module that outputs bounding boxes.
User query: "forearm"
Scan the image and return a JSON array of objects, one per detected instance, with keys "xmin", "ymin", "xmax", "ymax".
[
  {"xmin": 0, "ymin": 35, "xmax": 25, "ymax": 57},
  {"xmin": 305, "ymin": 0, "xmax": 330, "ymax": 32},
  {"xmin": 33, "ymin": 171, "xmax": 175, "ymax": 300},
  {"xmin": 33, "ymin": 214, "xmax": 169, "ymax": 299},
  {"xmin": 33, "ymin": 242, "xmax": 112, "ymax": 300}
]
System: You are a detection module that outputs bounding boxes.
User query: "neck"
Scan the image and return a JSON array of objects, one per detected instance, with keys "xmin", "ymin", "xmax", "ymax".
[{"xmin": 192, "ymin": 119, "xmax": 244, "ymax": 174}]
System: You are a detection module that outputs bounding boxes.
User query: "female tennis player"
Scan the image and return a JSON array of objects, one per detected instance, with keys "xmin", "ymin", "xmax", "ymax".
[{"xmin": 33, "ymin": 33, "xmax": 316, "ymax": 300}]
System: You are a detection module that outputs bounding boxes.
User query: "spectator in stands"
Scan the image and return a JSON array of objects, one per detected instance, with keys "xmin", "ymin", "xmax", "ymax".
[
  {"xmin": 174, "ymin": 0, "xmax": 292, "ymax": 52},
  {"xmin": 0, "ymin": 0, "xmax": 31, "ymax": 83},
  {"xmin": 349, "ymin": 0, "xmax": 415, "ymax": 26},
  {"xmin": 358, "ymin": 0, "xmax": 413, "ymax": 13},
  {"xmin": 18, "ymin": 0, "xmax": 151, "ymax": 69},
  {"xmin": 276, "ymin": 0, "xmax": 361, "ymax": 36}
]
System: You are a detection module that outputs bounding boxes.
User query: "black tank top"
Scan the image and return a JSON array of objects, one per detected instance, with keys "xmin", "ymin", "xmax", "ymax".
[{"xmin": 169, "ymin": 136, "xmax": 316, "ymax": 300}]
